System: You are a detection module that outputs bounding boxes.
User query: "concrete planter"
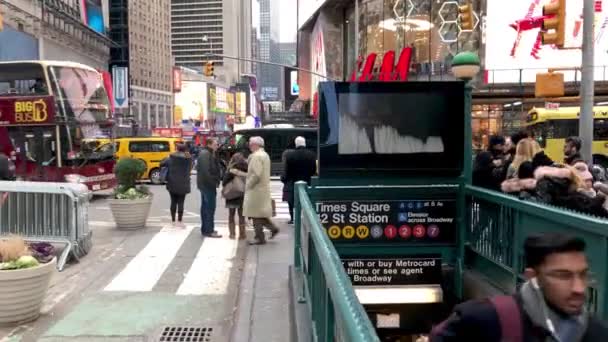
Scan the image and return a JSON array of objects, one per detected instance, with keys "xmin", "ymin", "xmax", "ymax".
[
  {"xmin": 0, "ymin": 257, "xmax": 57, "ymax": 326},
  {"xmin": 109, "ymin": 195, "xmax": 153, "ymax": 229}
]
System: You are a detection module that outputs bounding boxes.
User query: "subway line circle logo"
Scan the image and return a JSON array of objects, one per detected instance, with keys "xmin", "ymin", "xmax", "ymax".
[
  {"xmin": 371, "ymin": 225, "xmax": 384, "ymax": 239},
  {"xmin": 356, "ymin": 225, "xmax": 369, "ymax": 239},
  {"xmin": 399, "ymin": 225, "xmax": 412, "ymax": 238},
  {"xmin": 328, "ymin": 226, "xmax": 341, "ymax": 239},
  {"xmin": 427, "ymin": 225, "xmax": 440, "ymax": 238},
  {"xmin": 384, "ymin": 225, "xmax": 397, "ymax": 239},
  {"xmin": 413, "ymin": 225, "xmax": 426, "ymax": 238},
  {"xmin": 342, "ymin": 226, "xmax": 355, "ymax": 239}
]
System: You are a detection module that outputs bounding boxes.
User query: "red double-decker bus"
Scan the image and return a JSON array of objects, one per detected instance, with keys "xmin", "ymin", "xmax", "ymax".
[{"xmin": 0, "ymin": 60, "xmax": 116, "ymax": 191}]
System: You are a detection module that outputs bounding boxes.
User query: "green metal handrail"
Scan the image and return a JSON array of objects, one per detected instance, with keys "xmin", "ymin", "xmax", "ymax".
[
  {"xmin": 465, "ymin": 185, "xmax": 608, "ymax": 318},
  {"xmin": 294, "ymin": 182, "xmax": 380, "ymax": 342}
]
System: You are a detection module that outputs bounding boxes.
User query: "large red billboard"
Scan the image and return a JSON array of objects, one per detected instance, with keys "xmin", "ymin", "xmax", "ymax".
[{"xmin": 0, "ymin": 96, "xmax": 56, "ymax": 125}]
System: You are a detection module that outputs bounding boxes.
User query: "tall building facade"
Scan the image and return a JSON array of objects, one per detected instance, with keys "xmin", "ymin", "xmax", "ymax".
[
  {"xmin": 109, "ymin": 0, "xmax": 173, "ymax": 129},
  {"xmin": 257, "ymin": 0, "xmax": 281, "ymax": 101},
  {"xmin": 0, "ymin": 0, "xmax": 111, "ymax": 69},
  {"xmin": 170, "ymin": 0, "xmax": 252, "ymax": 85},
  {"xmin": 279, "ymin": 42, "xmax": 297, "ymax": 66}
]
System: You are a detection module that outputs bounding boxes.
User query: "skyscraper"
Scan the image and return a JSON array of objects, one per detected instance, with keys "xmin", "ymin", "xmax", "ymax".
[
  {"xmin": 109, "ymin": 0, "xmax": 173, "ymax": 129},
  {"xmin": 170, "ymin": 0, "xmax": 251, "ymax": 85},
  {"xmin": 257, "ymin": 0, "xmax": 281, "ymax": 101}
]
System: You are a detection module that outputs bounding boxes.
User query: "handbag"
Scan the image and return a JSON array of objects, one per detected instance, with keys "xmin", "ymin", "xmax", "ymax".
[
  {"xmin": 160, "ymin": 166, "xmax": 169, "ymax": 183},
  {"xmin": 222, "ymin": 176, "xmax": 245, "ymax": 200}
]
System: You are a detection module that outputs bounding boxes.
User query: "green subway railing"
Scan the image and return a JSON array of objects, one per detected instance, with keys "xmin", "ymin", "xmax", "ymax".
[
  {"xmin": 465, "ymin": 185, "xmax": 608, "ymax": 319},
  {"xmin": 294, "ymin": 182, "xmax": 380, "ymax": 342}
]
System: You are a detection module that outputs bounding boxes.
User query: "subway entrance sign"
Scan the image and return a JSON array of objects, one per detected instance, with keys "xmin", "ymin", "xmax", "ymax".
[
  {"xmin": 291, "ymin": 81, "xmax": 468, "ymax": 336},
  {"xmin": 317, "ymin": 200, "xmax": 456, "ymax": 244},
  {"xmin": 342, "ymin": 256, "xmax": 442, "ymax": 286}
]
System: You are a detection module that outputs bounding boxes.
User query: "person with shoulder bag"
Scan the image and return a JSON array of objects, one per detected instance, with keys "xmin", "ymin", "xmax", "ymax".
[{"xmin": 222, "ymin": 152, "xmax": 248, "ymax": 239}]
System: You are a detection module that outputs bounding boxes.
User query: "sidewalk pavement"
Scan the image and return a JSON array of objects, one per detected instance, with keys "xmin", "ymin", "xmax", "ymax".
[{"xmin": 231, "ymin": 220, "xmax": 294, "ymax": 342}]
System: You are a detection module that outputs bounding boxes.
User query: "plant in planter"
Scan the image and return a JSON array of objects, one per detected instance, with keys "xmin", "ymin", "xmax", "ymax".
[
  {"xmin": 0, "ymin": 237, "xmax": 57, "ymax": 325},
  {"xmin": 109, "ymin": 157, "xmax": 153, "ymax": 229}
]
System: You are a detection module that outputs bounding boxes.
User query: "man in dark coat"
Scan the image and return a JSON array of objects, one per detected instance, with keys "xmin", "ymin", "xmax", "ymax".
[
  {"xmin": 197, "ymin": 138, "xmax": 222, "ymax": 238},
  {"xmin": 473, "ymin": 135, "xmax": 506, "ymax": 191},
  {"xmin": 282, "ymin": 136, "xmax": 316, "ymax": 224},
  {"xmin": 431, "ymin": 233, "xmax": 608, "ymax": 341}
]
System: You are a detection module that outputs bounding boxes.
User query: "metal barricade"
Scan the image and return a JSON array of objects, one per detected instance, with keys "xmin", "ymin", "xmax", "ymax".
[{"xmin": 0, "ymin": 181, "xmax": 92, "ymax": 271}]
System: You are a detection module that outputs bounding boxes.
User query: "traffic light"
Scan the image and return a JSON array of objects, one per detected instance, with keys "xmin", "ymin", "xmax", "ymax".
[
  {"xmin": 541, "ymin": 0, "xmax": 566, "ymax": 47},
  {"xmin": 458, "ymin": 2, "xmax": 474, "ymax": 31},
  {"xmin": 204, "ymin": 61, "xmax": 214, "ymax": 77}
]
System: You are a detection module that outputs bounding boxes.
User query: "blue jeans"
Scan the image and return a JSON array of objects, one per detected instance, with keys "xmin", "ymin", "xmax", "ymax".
[{"xmin": 200, "ymin": 188, "xmax": 217, "ymax": 235}]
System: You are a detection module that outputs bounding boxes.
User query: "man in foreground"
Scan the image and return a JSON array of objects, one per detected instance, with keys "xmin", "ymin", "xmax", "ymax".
[{"xmin": 431, "ymin": 232, "xmax": 607, "ymax": 341}]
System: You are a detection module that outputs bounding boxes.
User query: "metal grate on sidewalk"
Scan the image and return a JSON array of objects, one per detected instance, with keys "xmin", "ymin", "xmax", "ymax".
[{"xmin": 159, "ymin": 326, "xmax": 212, "ymax": 342}]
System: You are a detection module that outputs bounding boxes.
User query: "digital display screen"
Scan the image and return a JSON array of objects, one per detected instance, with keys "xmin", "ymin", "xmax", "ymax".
[
  {"xmin": 84, "ymin": 0, "xmax": 104, "ymax": 34},
  {"xmin": 318, "ymin": 81, "xmax": 465, "ymax": 176}
]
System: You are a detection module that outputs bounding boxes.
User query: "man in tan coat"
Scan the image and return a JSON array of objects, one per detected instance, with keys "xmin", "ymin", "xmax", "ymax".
[{"xmin": 243, "ymin": 136, "xmax": 279, "ymax": 245}]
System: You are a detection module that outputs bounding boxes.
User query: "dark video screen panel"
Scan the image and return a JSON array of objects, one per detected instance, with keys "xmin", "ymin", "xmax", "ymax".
[{"xmin": 318, "ymin": 81, "xmax": 465, "ymax": 176}]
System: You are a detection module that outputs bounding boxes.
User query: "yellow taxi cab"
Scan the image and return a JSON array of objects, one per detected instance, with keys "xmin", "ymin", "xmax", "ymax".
[{"xmin": 99, "ymin": 137, "xmax": 184, "ymax": 184}]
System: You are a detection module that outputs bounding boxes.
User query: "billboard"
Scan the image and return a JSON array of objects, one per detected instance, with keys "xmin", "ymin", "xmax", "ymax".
[
  {"xmin": 485, "ymin": 0, "xmax": 608, "ymax": 83},
  {"xmin": 81, "ymin": 0, "xmax": 105, "ymax": 34},
  {"xmin": 209, "ymin": 86, "xmax": 235, "ymax": 114},
  {"xmin": 174, "ymin": 81, "xmax": 208, "ymax": 123}
]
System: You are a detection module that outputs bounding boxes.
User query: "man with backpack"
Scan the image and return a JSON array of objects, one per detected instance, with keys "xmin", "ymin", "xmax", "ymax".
[{"xmin": 431, "ymin": 232, "xmax": 607, "ymax": 341}]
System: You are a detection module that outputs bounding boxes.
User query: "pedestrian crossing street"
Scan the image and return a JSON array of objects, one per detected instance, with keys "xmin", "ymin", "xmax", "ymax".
[{"xmin": 100, "ymin": 183, "xmax": 290, "ymax": 296}]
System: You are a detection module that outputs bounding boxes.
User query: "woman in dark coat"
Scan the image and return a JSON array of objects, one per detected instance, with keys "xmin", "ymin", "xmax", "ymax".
[
  {"xmin": 161, "ymin": 144, "xmax": 192, "ymax": 227},
  {"xmin": 222, "ymin": 152, "xmax": 248, "ymax": 239}
]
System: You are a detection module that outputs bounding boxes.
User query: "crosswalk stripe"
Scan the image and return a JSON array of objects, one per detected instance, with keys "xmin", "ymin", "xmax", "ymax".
[
  {"xmin": 104, "ymin": 225, "xmax": 194, "ymax": 292},
  {"xmin": 176, "ymin": 227, "xmax": 238, "ymax": 296}
]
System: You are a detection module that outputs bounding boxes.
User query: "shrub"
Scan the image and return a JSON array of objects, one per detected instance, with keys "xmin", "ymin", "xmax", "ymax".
[{"xmin": 114, "ymin": 158, "xmax": 146, "ymax": 190}]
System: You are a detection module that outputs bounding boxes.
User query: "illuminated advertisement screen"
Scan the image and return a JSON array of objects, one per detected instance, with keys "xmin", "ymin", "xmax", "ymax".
[
  {"xmin": 209, "ymin": 86, "xmax": 235, "ymax": 114},
  {"xmin": 318, "ymin": 81, "xmax": 465, "ymax": 176},
  {"xmin": 82, "ymin": 0, "xmax": 105, "ymax": 34},
  {"xmin": 174, "ymin": 81, "xmax": 208, "ymax": 122},
  {"xmin": 485, "ymin": 0, "xmax": 608, "ymax": 83}
]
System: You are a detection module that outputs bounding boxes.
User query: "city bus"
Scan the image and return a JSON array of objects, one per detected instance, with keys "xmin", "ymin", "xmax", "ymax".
[
  {"xmin": 0, "ymin": 60, "xmax": 117, "ymax": 191},
  {"xmin": 526, "ymin": 106, "xmax": 608, "ymax": 167}
]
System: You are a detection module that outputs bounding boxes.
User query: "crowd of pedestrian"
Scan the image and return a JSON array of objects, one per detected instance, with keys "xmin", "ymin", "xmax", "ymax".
[
  {"xmin": 160, "ymin": 136, "xmax": 281, "ymax": 245},
  {"xmin": 473, "ymin": 133, "xmax": 608, "ymax": 217}
]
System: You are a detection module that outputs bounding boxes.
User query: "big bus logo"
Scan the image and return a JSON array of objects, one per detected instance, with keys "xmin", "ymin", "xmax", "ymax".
[{"xmin": 15, "ymin": 99, "xmax": 49, "ymax": 123}]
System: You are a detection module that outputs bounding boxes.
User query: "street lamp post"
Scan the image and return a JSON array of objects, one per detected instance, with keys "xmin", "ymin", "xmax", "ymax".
[{"xmin": 451, "ymin": 52, "xmax": 481, "ymax": 185}]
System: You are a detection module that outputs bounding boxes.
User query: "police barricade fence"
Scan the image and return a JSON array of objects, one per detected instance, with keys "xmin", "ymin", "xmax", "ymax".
[{"xmin": 0, "ymin": 181, "xmax": 92, "ymax": 271}]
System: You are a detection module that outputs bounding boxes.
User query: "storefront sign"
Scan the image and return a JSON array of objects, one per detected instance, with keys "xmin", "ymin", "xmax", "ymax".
[
  {"xmin": 351, "ymin": 47, "xmax": 412, "ymax": 82},
  {"xmin": 342, "ymin": 257, "xmax": 442, "ymax": 286},
  {"xmin": 0, "ymin": 96, "xmax": 55, "ymax": 125},
  {"xmin": 151, "ymin": 128, "xmax": 182, "ymax": 137},
  {"xmin": 316, "ymin": 200, "xmax": 456, "ymax": 243},
  {"xmin": 173, "ymin": 67, "xmax": 182, "ymax": 93}
]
